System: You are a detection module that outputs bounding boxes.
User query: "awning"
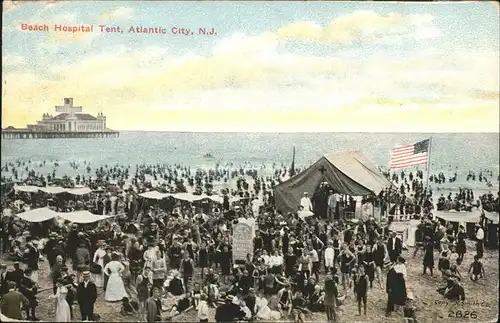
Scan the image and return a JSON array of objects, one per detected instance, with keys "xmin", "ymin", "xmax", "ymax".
[
  {"xmin": 65, "ymin": 187, "xmax": 93, "ymax": 195},
  {"xmin": 15, "ymin": 207, "xmax": 59, "ymax": 222},
  {"xmin": 14, "ymin": 185, "xmax": 93, "ymax": 195},
  {"xmin": 14, "ymin": 207, "xmax": 113, "ymax": 223},
  {"xmin": 139, "ymin": 191, "xmax": 172, "ymax": 200},
  {"xmin": 58, "ymin": 210, "xmax": 113, "ymax": 223},
  {"xmin": 434, "ymin": 211, "xmax": 481, "ymax": 223},
  {"xmin": 39, "ymin": 186, "xmax": 67, "ymax": 194},
  {"xmin": 13, "ymin": 185, "xmax": 41, "ymax": 193},
  {"xmin": 484, "ymin": 211, "xmax": 499, "ymax": 224}
]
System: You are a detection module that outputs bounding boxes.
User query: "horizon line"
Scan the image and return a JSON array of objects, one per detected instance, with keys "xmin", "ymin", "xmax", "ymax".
[{"xmin": 109, "ymin": 129, "xmax": 500, "ymax": 134}]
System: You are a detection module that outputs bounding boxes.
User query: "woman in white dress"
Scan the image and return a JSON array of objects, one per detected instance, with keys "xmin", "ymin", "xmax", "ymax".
[
  {"xmin": 92, "ymin": 242, "xmax": 106, "ymax": 288},
  {"xmin": 50, "ymin": 279, "xmax": 71, "ymax": 322},
  {"xmin": 103, "ymin": 252, "xmax": 128, "ymax": 302}
]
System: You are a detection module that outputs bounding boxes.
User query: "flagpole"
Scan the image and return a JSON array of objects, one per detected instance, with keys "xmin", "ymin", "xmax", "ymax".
[{"xmin": 425, "ymin": 136, "xmax": 433, "ymax": 193}]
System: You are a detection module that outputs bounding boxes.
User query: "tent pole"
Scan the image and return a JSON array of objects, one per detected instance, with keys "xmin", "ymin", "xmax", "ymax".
[
  {"xmin": 372, "ymin": 197, "xmax": 375, "ymax": 221},
  {"xmin": 387, "ymin": 186, "xmax": 391, "ymax": 220}
]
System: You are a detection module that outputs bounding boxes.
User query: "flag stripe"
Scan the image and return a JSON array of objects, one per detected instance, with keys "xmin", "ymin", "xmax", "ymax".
[
  {"xmin": 389, "ymin": 139, "xmax": 430, "ymax": 169},
  {"xmin": 390, "ymin": 158, "xmax": 428, "ymax": 169},
  {"xmin": 390, "ymin": 152, "xmax": 428, "ymax": 163},
  {"xmin": 390, "ymin": 157, "xmax": 428, "ymax": 168}
]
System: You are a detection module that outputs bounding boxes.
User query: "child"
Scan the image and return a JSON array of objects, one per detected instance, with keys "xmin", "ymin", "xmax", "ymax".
[
  {"xmin": 403, "ymin": 292, "xmax": 418, "ymax": 323},
  {"xmin": 468, "ymin": 255, "xmax": 485, "ymax": 282},
  {"xmin": 291, "ymin": 290, "xmax": 310, "ymax": 323},
  {"xmin": 121, "ymin": 297, "xmax": 139, "ymax": 315},
  {"xmin": 197, "ymin": 294, "xmax": 209, "ymax": 323},
  {"xmin": 353, "ymin": 266, "xmax": 368, "ymax": 316}
]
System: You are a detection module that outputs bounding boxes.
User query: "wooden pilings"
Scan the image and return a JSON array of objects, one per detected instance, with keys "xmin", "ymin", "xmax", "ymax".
[{"xmin": 1, "ymin": 131, "xmax": 120, "ymax": 139}]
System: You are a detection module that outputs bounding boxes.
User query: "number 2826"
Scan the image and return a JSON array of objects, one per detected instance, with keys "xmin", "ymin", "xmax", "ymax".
[{"xmin": 448, "ymin": 310, "xmax": 477, "ymax": 319}]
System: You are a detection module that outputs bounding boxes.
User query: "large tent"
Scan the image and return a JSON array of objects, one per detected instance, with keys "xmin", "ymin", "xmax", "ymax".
[{"xmin": 275, "ymin": 150, "xmax": 392, "ymax": 213}]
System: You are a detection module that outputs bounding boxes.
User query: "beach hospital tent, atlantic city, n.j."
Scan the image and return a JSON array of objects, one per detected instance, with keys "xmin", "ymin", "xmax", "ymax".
[{"xmin": 274, "ymin": 150, "xmax": 393, "ymax": 214}]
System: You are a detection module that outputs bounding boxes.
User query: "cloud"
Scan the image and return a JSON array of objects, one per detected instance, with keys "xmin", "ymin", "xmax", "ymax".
[
  {"xmin": 2, "ymin": 55, "xmax": 26, "ymax": 68},
  {"xmin": 51, "ymin": 12, "xmax": 76, "ymax": 23},
  {"xmin": 99, "ymin": 7, "xmax": 134, "ymax": 21},
  {"xmin": 276, "ymin": 10, "xmax": 439, "ymax": 44},
  {"xmin": 3, "ymin": 0, "xmax": 65, "ymax": 13}
]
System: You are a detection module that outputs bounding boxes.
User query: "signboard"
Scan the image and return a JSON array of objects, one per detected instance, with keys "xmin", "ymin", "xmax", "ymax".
[{"xmin": 232, "ymin": 222, "xmax": 254, "ymax": 264}]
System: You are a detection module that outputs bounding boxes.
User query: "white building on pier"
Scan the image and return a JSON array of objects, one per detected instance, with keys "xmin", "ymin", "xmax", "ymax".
[{"xmin": 29, "ymin": 98, "xmax": 106, "ymax": 132}]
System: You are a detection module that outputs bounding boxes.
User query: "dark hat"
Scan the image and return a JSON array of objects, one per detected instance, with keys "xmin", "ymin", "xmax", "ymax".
[{"xmin": 7, "ymin": 281, "xmax": 17, "ymax": 290}]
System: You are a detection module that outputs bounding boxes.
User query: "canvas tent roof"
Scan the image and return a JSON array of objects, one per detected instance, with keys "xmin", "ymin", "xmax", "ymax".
[
  {"xmin": 14, "ymin": 207, "xmax": 113, "ymax": 223},
  {"xmin": 274, "ymin": 150, "xmax": 392, "ymax": 213}
]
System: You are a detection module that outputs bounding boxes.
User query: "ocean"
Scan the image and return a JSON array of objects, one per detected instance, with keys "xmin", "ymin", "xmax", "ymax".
[{"xmin": 1, "ymin": 132, "xmax": 499, "ymax": 190}]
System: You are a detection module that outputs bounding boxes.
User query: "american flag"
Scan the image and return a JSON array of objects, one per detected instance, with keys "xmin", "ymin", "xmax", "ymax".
[{"xmin": 389, "ymin": 139, "xmax": 430, "ymax": 169}]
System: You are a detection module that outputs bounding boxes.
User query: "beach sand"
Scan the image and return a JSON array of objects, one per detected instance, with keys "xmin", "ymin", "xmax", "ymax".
[{"xmin": 2, "ymin": 241, "xmax": 496, "ymax": 323}]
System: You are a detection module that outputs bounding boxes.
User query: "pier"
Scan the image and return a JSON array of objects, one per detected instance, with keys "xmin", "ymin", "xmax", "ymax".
[{"xmin": 1, "ymin": 130, "xmax": 119, "ymax": 139}]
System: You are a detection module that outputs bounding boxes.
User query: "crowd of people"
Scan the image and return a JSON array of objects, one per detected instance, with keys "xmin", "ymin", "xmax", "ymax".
[{"xmin": 0, "ymin": 160, "xmax": 498, "ymax": 322}]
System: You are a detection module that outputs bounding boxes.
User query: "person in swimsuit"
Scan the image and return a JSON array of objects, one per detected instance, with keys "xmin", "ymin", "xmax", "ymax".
[
  {"xmin": 468, "ymin": 255, "xmax": 485, "ymax": 282},
  {"xmin": 371, "ymin": 238, "xmax": 387, "ymax": 289},
  {"xmin": 353, "ymin": 266, "xmax": 369, "ymax": 316},
  {"xmin": 277, "ymin": 283, "xmax": 293, "ymax": 317},
  {"xmin": 422, "ymin": 236, "xmax": 435, "ymax": 276},
  {"xmin": 339, "ymin": 244, "xmax": 356, "ymax": 291}
]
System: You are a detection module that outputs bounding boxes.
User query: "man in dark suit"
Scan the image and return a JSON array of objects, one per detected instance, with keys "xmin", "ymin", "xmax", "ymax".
[
  {"xmin": 5, "ymin": 262, "xmax": 24, "ymax": 287},
  {"xmin": 387, "ymin": 232, "xmax": 402, "ymax": 263},
  {"xmin": 22, "ymin": 239, "xmax": 40, "ymax": 284},
  {"xmin": 0, "ymin": 281, "xmax": 29, "ymax": 320},
  {"xmin": 76, "ymin": 271, "xmax": 97, "ymax": 321},
  {"xmin": 19, "ymin": 269, "xmax": 38, "ymax": 320}
]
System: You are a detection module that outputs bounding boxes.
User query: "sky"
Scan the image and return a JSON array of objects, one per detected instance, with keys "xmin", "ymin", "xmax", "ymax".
[{"xmin": 2, "ymin": 1, "xmax": 499, "ymax": 132}]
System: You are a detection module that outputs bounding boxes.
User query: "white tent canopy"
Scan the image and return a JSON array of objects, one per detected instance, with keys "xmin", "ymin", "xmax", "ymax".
[
  {"xmin": 139, "ymin": 191, "xmax": 213, "ymax": 202},
  {"xmin": 484, "ymin": 211, "xmax": 499, "ymax": 224},
  {"xmin": 66, "ymin": 187, "xmax": 93, "ymax": 195},
  {"xmin": 39, "ymin": 186, "xmax": 67, "ymax": 194},
  {"xmin": 174, "ymin": 193, "xmax": 211, "ymax": 202},
  {"xmin": 13, "ymin": 185, "xmax": 41, "ymax": 193},
  {"xmin": 139, "ymin": 191, "xmax": 172, "ymax": 200},
  {"xmin": 434, "ymin": 210, "xmax": 481, "ymax": 223},
  {"xmin": 14, "ymin": 185, "xmax": 93, "ymax": 195},
  {"xmin": 15, "ymin": 207, "xmax": 59, "ymax": 222},
  {"xmin": 14, "ymin": 207, "xmax": 113, "ymax": 223},
  {"xmin": 58, "ymin": 210, "xmax": 112, "ymax": 223}
]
